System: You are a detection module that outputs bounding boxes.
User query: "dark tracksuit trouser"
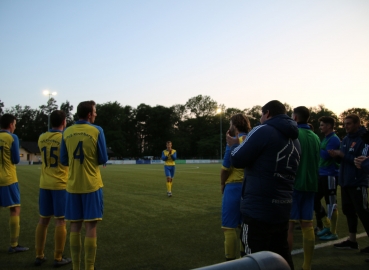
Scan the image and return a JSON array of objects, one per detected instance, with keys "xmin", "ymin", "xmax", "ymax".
[{"xmin": 341, "ymin": 186, "xmax": 369, "ymax": 236}]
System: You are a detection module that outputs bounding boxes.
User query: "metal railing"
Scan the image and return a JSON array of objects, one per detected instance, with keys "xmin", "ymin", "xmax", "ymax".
[{"xmin": 193, "ymin": 251, "xmax": 290, "ymax": 270}]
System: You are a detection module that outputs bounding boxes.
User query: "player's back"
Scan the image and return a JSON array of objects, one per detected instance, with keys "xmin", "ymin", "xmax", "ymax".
[
  {"xmin": 0, "ymin": 131, "xmax": 19, "ymax": 186},
  {"xmin": 61, "ymin": 122, "xmax": 104, "ymax": 193},
  {"xmin": 38, "ymin": 131, "xmax": 68, "ymax": 190},
  {"xmin": 295, "ymin": 127, "xmax": 320, "ymax": 191}
]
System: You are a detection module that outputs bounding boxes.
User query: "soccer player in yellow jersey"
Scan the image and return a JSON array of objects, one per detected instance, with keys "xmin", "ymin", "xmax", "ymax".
[
  {"xmin": 161, "ymin": 141, "xmax": 177, "ymax": 197},
  {"xmin": 60, "ymin": 101, "xmax": 108, "ymax": 270},
  {"xmin": 0, "ymin": 114, "xmax": 29, "ymax": 253},
  {"xmin": 221, "ymin": 113, "xmax": 250, "ymax": 261},
  {"xmin": 34, "ymin": 110, "xmax": 71, "ymax": 267}
]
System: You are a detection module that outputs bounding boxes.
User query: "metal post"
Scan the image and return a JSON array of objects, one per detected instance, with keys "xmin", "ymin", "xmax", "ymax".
[
  {"xmin": 43, "ymin": 90, "xmax": 57, "ymax": 131},
  {"xmin": 220, "ymin": 112, "xmax": 222, "ymax": 160},
  {"xmin": 48, "ymin": 93, "xmax": 51, "ymax": 130}
]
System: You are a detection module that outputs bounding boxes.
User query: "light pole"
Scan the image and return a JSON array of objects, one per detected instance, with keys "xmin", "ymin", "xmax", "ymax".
[
  {"xmin": 43, "ymin": 90, "xmax": 57, "ymax": 130},
  {"xmin": 217, "ymin": 108, "xmax": 222, "ymax": 161}
]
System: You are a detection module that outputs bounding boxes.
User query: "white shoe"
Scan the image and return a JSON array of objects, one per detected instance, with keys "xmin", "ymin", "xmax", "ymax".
[{"xmin": 167, "ymin": 192, "xmax": 172, "ymax": 197}]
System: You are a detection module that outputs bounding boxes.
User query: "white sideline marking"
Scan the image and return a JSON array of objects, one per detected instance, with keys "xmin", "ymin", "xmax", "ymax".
[
  {"xmin": 119, "ymin": 166, "xmax": 200, "ymax": 172},
  {"xmin": 291, "ymin": 232, "xmax": 367, "ymax": 255}
]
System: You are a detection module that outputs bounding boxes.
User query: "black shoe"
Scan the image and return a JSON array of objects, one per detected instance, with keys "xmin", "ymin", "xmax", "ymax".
[
  {"xmin": 8, "ymin": 245, "xmax": 29, "ymax": 254},
  {"xmin": 334, "ymin": 240, "xmax": 359, "ymax": 250},
  {"xmin": 361, "ymin": 246, "xmax": 369, "ymax": 254},
  {"xmin": 34, "ymin": 256, "xmax": 47, "ymax": 266},
  {"xmin": 54, "ymin": 257, "xmax": 72, "ymax": 268}
]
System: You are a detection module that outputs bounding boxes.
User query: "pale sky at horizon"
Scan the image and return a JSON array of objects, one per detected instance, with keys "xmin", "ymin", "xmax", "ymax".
[{"xmin": 1, "ymin": 0, "xmax": 368, "ymax": 116}]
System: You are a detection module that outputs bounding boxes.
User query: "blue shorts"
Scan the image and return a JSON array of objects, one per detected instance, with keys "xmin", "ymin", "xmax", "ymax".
[
  {"xmin": 222, "ymin": 183, "xmax": 242, "ymax": 228},
  {"xmin": 65, "ymin": 188, "xmax": 104, "ymax": 222},
  {"xmin": 39, "ymin": 188, "xmax": 67, "ymax": 218},
  {"xmin": 164, "ymin": 166, "xmax": 175, "ymax": 178},
  {"xmin": 0, "ymin": 183, "xmax": 20, "ymax": 208},
  {"xmin": 290, "ymin": 190, "xmax": 315, "ymax": 222}
]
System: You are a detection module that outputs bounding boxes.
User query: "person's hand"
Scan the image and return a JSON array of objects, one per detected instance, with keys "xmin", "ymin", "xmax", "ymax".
[
  {"xmin": 226, "ymin": 130, "xmax": 239, "ymax": 147},
  {"xmin": 354, "ymin": 156, "xmax": 368, "ymax": 169},
  {"xmin": 169, "ymin": 150, "xmax": 172, "ymax": 155}
]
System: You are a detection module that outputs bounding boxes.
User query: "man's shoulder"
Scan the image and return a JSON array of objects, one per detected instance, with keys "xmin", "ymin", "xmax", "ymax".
[
  {"xmin": 248, "ymin": 124, "xmax": 268, "ymax": 136},
  {"xmin": 0, "ymin": 131, "xmax": 13, "ymax": 139}
]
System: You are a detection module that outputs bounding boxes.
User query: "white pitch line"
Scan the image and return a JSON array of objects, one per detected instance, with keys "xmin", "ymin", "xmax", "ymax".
[{"xmin": 291, "ymin": 232, "xmax": 367, "ymax": 255}]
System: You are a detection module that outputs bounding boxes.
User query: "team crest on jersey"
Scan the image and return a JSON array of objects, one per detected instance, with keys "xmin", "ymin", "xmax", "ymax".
[{"xmin": 349, "ymin": 142, "xmax": 356, "ymax": 152}]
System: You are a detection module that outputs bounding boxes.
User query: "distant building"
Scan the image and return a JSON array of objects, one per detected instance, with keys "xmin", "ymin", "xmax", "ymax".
[{"xmin": 19, "ymin": 141, "xmax": 40, "ymax": 164}]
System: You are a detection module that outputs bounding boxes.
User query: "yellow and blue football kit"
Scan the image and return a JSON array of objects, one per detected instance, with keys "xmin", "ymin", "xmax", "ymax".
[
  {"xmin": 60, "ymin": 121, "xmax": 108, "ymax": 221},
  {"xmin": 0, "ymin": 130, "xmax": 27, "ymax": 251},
  {"xmin": 0, "ymin": 130, "xmax": 20, "ymax": 207},
  {"xmin": 222, "ymin": 134, "xmax": 245, "ymax": 228},
  {"xmin": 36, "ymin": 129, "xmax": 70, "ymax": 262},
  {"xmin": 162, "ymin": 149, "xmax": 177, "ymax": 195},
  {"xmin": 38, "ymin": 130, "xmax": 68, "ymax": 218}
]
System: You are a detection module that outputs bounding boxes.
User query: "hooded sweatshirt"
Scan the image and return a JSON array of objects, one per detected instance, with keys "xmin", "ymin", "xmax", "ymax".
[
  {"xmin": 338, "ymin": 126, "xmax": 369, "ymax": 187},
  {"xmin": 230, "ymin": 114, "xmax": 301, "ymax": 224}
]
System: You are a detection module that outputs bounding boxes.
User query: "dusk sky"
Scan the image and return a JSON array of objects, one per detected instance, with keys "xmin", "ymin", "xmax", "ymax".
[{"xmin": 1, "ymin": 0, "xmax": 368, "ymax": 115}]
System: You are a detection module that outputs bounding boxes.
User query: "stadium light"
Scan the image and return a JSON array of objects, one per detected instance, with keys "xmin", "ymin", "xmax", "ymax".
[
  {"xmin": 43, "ymin": 90, "xmax": 57, "ymax": 130},
  {"xmin": 217, "ymin": 108, "xmax": 222, "ymax": 161}
]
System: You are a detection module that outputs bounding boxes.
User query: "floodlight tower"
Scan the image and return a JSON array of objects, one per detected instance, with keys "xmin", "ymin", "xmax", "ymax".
[
  {"xmin": 43, "ymin": 90, "xmax": 57, "ymax": 130},
  {"xmin": 217, "ymin": 108, "xmax": 222, "ymax": 161}
]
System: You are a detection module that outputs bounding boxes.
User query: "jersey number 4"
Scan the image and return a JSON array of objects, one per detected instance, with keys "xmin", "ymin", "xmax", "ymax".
[{"xmin": 73, "ymin": 141, "xmax": 85, "ymax": 164}]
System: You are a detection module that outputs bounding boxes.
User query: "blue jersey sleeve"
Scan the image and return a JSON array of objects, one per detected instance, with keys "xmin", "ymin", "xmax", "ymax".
[
  {"xmin": 222, "ymin": 145, "xmax": 231, "ymax": 169},
  {"xmin": 171, "ymin": 151, "xmax": 177, "ymax": 161},
  {"xmin": 161, "ymin": 151, "xmax": 168, "ymax": 161},
  {"xmin": 10, "ymin": 134, "xmax": 20, "ymax": 164},
  {"xmin": 60, "ymin": 136, "xmax": 69, "ymax": 166},
  {"xmin": 97, "ymin": 127, "xmax": 108, "ymax": 165}
]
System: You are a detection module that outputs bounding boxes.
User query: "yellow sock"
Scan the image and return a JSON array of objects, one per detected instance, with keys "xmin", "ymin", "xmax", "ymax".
[
  {"xmin": 331, "ymin": 210, "xmax": 338, "ymax": 235},
  {"xmin": 302, "ymin": 226, "xmax": 315, "ymax": 270},
  {"xmin": 35, "ymin": 223, "xmax": 48, "ymax": 258},
  {"xmin": 166, "ymin": 182, "xmax": 172, "ymax": 192},
  {"xmin": 54, "ymin": 225, "xmax": 66, "ymax": 261},
  {"xmin": 9, "ymin": 216, "xmax": 20, "ymax": 247},
  {"xmin": 321, "ymin": 216, "xmax": 331, "ymax": 229},
  {"xmin": 224, "ymin": 229, "xmax": 237, "ymax": 260},
  {"xmin": 84, "ymin": 237, "xmax": 97, "ymax": 270},
  {"xmin": 70, "ymin": 232, "xmax": 81, "ymax": 270}
]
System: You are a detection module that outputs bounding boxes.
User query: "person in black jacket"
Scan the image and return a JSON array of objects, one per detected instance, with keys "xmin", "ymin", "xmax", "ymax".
[
  {"xmin": 227, "ymin": 100, "xmax": 301, "ymax": 270},
  {"xmin": 328, "ymin": 114, "xmax": 369, "ymax": 255}
]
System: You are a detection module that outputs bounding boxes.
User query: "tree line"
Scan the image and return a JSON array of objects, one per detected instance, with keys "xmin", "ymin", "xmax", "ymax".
[{"xmin": 0, "ymin": 96, "xmax": 368, "ymax": 159}]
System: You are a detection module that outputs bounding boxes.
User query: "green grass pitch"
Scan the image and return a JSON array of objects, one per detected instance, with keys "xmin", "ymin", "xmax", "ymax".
[{"xmin": 0, "ymin": 164, "xmax": 369, "ymax": 269}]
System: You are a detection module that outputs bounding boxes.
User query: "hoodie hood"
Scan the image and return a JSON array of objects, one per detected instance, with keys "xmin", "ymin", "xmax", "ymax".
[{"xmin": 264, "ymin": 114, "xmax": 299, "ymax": 140}]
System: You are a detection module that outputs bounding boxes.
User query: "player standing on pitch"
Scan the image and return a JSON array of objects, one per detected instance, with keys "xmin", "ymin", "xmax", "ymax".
[
  {"xmin": 0, "ymin": 114, "xmax": 29, "ymax": 254},
  {"xmin": 60, "ymin": 100, "xmax": 108, "ymax": 270},
  {"xmin": 34, "ymin": 110, "xmax": 72, "ymax": 267},
  {"xmin": 161, "ymin": 141, "xmax": 177, "ymax": 197}
]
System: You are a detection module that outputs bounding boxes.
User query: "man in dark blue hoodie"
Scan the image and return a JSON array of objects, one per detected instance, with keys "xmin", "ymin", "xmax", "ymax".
[
  {"xmin": 328, "ymin": 114, "xmax": 369, "ymax": 255},
  {"xmin": 227, "ymin": 100, "xmax": 301, "ymax": 270}
]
